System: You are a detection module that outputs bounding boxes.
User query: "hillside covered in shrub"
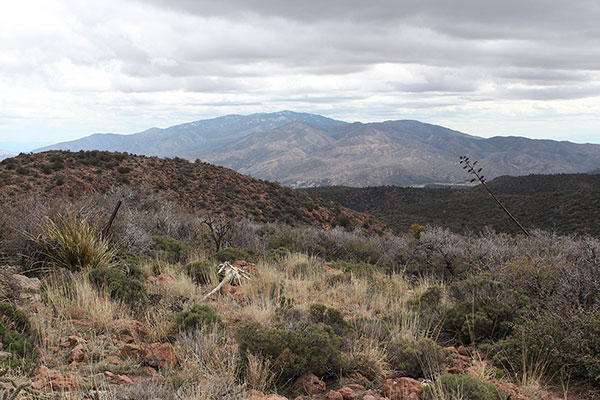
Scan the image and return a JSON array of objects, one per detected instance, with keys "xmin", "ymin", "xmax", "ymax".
[
  {"xmin": 0, "ymin": 151, "xmax": 378, "ymax": 230},
  {"xmin": 304, "ymin": 172, "xmax": 600, "ymax": 236},
  {"xmin": 0, "ymin": 188, "xmax": 598, "ymax": 399}
]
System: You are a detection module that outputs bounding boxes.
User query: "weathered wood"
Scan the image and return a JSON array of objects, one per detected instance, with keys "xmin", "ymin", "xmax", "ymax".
[{"xmin": 102, "ymin": 200, "xmax": 122, "ymax": 238}]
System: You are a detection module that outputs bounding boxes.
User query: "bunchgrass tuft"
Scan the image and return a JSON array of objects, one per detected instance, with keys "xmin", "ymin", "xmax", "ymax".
[{"xmin": 33, "ymin": 214, "xmax": 116, "ymax": 271}]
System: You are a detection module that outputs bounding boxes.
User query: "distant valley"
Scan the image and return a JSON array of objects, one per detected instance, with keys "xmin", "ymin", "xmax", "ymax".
[{"xmin": 38, "ymin": 111, "xmax": 600, "ymax": 187}]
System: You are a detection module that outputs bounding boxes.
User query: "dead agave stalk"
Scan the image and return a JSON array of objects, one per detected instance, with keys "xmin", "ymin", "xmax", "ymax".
[
  {"xmin": 200, "ymin": 261, "xmax": 251, "ymax": 302},
  {"xmin": 459, "ymin": 156, "xmax": 530, "ymax": 237}
]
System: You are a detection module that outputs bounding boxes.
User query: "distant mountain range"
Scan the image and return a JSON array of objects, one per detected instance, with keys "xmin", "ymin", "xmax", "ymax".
[{"xmin": 37, "ymin": 111, "xmax": 600, "ymax": 187}]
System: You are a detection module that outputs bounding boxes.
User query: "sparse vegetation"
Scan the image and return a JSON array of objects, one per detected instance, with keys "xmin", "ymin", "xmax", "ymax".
[{"xmin": 0, "ymin": 150, "xmax": 597, "ymax": 399}]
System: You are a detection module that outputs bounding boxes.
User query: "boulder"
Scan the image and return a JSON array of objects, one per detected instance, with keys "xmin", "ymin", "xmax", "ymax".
[
  {"xmin": 60, "ymin": 335, "xmax": 86, "ymax": 348},
  {"xmin": 67, "ymin": 343, "xmax": 86, "ymax": 363},
  {"xmin": 146, "ymin": 343, "xmax": 178, "ymax": 368},
  {"xmin": 32, "ymin": 366, "xmax": 78, "ymax": 391},
  {"xmin": 381, "ymin": 377, "xmax": 423, "ymax": 400},
  {"xmin": 232, "ymin": 260, "xmax": 259, "ymax": 276},
  {"xmin": 325, "ymin": 391, "xmax": 344, "ymax": 400},
  {"xmin": 246, "ymin": 390, "xmax": 288, "ymax": 400},
  {"xmin": 294, "ymin": 373, "xmax": 327, "ymax": 395},
  {"xmin": 338, "ymin": 386, "xmax": 359, "ymax": 400}
]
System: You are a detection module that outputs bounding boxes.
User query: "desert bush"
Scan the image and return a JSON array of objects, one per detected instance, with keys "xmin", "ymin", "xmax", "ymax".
[
  {"xmin": 265, "ymin": 246, "xmax": 290, "ymax": 261},
  {"xmin": 184, "ymin": 261, "xmax": 215, "ymax": 285},
  {"xmin": 33, "ymin": 214, "xmax": 115, "ymax": 272},
  {"xmin": 0, "ymin": 302, "xmax": 35, "ymax": 367},
  {"xmin": 492, "ymin": 309, "xmax": 600, "ymax": 384},
  {"xmin": 384, "ymin": 338, "xmax": 445, "ymax": 378},
  {"xmin": 423, "ymin": 373, "xmax": 506, "ymax": 400},
  {"xmin": 214, "ymin": 247, "xmax": 252, "ymax": 263},
  {"xmin": 175, "ymin": 305, "xmax": 223, "ymax": 332},
  {"xmin": 151, "ymin": 236, "xmax": 190, "ymax": 263},
  {"xmin": 328, "ymin": 261, "xmax": 381, "ymax": 277},
  {"xmin": 326, "ymin": 272, "xmax": 352, "ymax": 287},
  {"xmin": 442, "ymin": 277, "xmax": 528, "ymax": 344},
  {"xmin": 113, "ymin": 251, "xmax": 146, "ymax": 280},
  {"xmin": 237, "ymin": 322, "xmax": 345, "ymax": 385},
  {"xmin": 88, "ymin": 267, "xmax": 148, "ymax": 309},
  {"xmin": 309, "ymin": 304, "xmax": 350, "ymax": 336}
]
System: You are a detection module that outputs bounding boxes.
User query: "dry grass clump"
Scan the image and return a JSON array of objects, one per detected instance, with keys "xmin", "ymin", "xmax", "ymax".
[
  {"xmin": 39, "ymin": 273, "xmax": 130, "ymax": 332},
  {"xmin": 174, "ymin": 327, "xmax": 246, "ymax": 398}
]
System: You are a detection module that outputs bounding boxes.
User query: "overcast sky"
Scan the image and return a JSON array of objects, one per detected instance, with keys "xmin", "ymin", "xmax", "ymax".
[{"xmin": 1, "ymin": 0, "xmax": 599, "ymax": 151}]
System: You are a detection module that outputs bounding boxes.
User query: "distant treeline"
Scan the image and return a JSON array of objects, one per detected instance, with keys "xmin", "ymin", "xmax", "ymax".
[{"xmin": 302, "ymin": 173, "xmax": 600, "ymax": 236}]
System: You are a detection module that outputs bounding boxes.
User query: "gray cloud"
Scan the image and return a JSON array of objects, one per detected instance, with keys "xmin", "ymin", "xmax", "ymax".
[{"xmin": 0, "ymin": 0, "xmax": 599, "ymax": 143}]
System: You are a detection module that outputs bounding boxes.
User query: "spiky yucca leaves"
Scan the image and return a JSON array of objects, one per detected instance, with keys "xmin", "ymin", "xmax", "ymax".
[{"xmin": 33, "ymin": 215, "xmax": 116, "ymax": 271}]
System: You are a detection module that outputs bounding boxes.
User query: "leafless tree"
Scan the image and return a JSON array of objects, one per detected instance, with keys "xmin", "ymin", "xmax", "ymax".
[{"xmin": 201, "ymin": 213, "xmax": 233, "ymax": 251}]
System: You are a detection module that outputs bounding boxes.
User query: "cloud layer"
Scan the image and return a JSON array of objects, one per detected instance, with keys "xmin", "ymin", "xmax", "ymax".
[{"xmin": 1, "ymin": 0, "xmax": 599, "ymax": 144}]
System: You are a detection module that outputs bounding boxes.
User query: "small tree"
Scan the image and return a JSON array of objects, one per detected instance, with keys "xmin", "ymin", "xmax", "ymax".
[{"xmin": 201, "ymin": 213, "xmax": 233, "ymax": 251}]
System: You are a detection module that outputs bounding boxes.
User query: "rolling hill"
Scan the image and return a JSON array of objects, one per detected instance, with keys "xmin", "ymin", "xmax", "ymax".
[
  {"xmin": 0, "ymin": 151, "xmax": 378, "ymax": 230},
  {"xmin": 37, "ymin": 111, "xmax": 600, "ymax": 188},
  {"xmin": 303, "ymin": 173, "xmax": 600, "ymax": 236}
]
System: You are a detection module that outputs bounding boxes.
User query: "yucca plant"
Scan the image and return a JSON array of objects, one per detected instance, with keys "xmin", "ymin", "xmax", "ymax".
[{"xmin": 32, "ymin": 215, "xmax": 116, "ymax": 271}]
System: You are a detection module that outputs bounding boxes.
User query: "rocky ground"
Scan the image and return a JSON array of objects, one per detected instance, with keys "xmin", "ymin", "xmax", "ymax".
[{"xmin": 2, "ymin": 259, "xmax": 575, "ymax": 400}]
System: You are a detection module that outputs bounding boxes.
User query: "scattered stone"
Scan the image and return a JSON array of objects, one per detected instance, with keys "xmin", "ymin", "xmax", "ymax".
[
  {"xmin": 120, "ymin": 343, "xmax": 151, "ymax": 361},
  {"xmin": 338, "ymin": 386, "xmax": 359, "ymax": 400},
  {"xmin": 325, "ymin": 390, "xmax": 344, "ymax": 400},
  {"xmin": 68, "ymin": 343, "xmax": 86, "ymax": 363},
  {"xmin": 232, "ymin": 260, "xmax": 259, "ymax": 276},
  {"xmin": 381, "ymin": 377, "xmax": 422, "ymax": 400},
  {"xmin": 60, "ymin": 335, "xmax": 87, "ymax": 348},
  {"xmin": 345, "ymin": 384, "xmax": 365, "ymax": 392},
  {"xmin": 491, "ymin": 380, "xmax": 527, "ymax": 400},
  {"xmin": 148, "ymin": 273, "xmax": 174, "ymax": 285},
  {"xmin": 294, "ymin": 373, "xmax": 327, "ymax": 395},
  {"xmin": 109, "ymin": 319, "xmax": 149, "ymax": 342},
  {"xmin": 104, "ymin": 371, "xmax": 134, "ymax": 385},
  {"xmin": 11, "ymin": 273, "xmax": 42, "ymax": 304},
  {"xmin": 32, "ymin": 366, "xmax": 78, "ymax": 391},
  {"xmin": 457, "ymin": 345, "xmax": 468, "ymax": 356},
  {"xmin": 343, "ymin": 372, "xmax": 371, "ymax": 387},
  {"xmin": 246, "ymin": 390, "xmax": 288, "ymax": 400},
  {"xmin": 140, "ymin": 366, "xmax": 166, "ymax": 382},
  {"xmin": 146, "ymin": 342, "xmax": 178, "ymax": 368}
]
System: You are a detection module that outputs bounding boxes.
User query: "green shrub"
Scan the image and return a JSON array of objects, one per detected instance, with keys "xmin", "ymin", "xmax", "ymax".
[
  {"xmin": 33, "ymin": 215, "xmax": 116, "ymax": 272},
  {"xmin": 237, "ymin": 322, "xmax": 345, "ymax": 384},
  {"xmin": 408, "ymin": 286, "xmax": 444, "ymax": 324},
  {"xmin": 88, "ymin": 267, "xmax": 148, "ymax": 309},
  {"xmin": 0, "ymin": 302, "xmax": 35, "ymax": 368},
  {"xmin": 214, "ymin": 247, "xmax": 251, "ymax": 263},
  {"xmin": 175, "ymin": 305, "xmax": 222, "ymax": 332},
  {"xmin": 385, "ymin": 338, "xmax": 445, "ymax": 378},
  {"xmin": 328, "ymin": 261, "xmax": 381, "ymax": 277},
  {"xmin": 442, "ymin": 278, "xmax": 528, "ymax": 344},
  {"xmin": 309, "ymin": 304, "xmax": 350, "ymax": 335},
  {"xmin": 326, "ymin": 272, "xmax": 352, "ymax": 286},
  {"xmin": 265, "ymin": 247, "xmax": 290, "ymax": 261},
  {"xmin": 151, "ymin": 236, "xmax": 189, "ymax": 263},
  {"xmin": 0, "ymin": 302, "xmax": 30, "ymax": 332},
  {"xmin": 423, "ymin": 373, "xmax": 506, "ymax": 400},
  {"xmin": 491, "ymin": 309, "xmax": 600, "ymax": 383},
  {"xmin": 184, "ymin": 261, "xmax": 215, "ymax": 285},
  {"xmin": 113, "ymin": 251, "xmax": 146, "ymax": 280}
]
